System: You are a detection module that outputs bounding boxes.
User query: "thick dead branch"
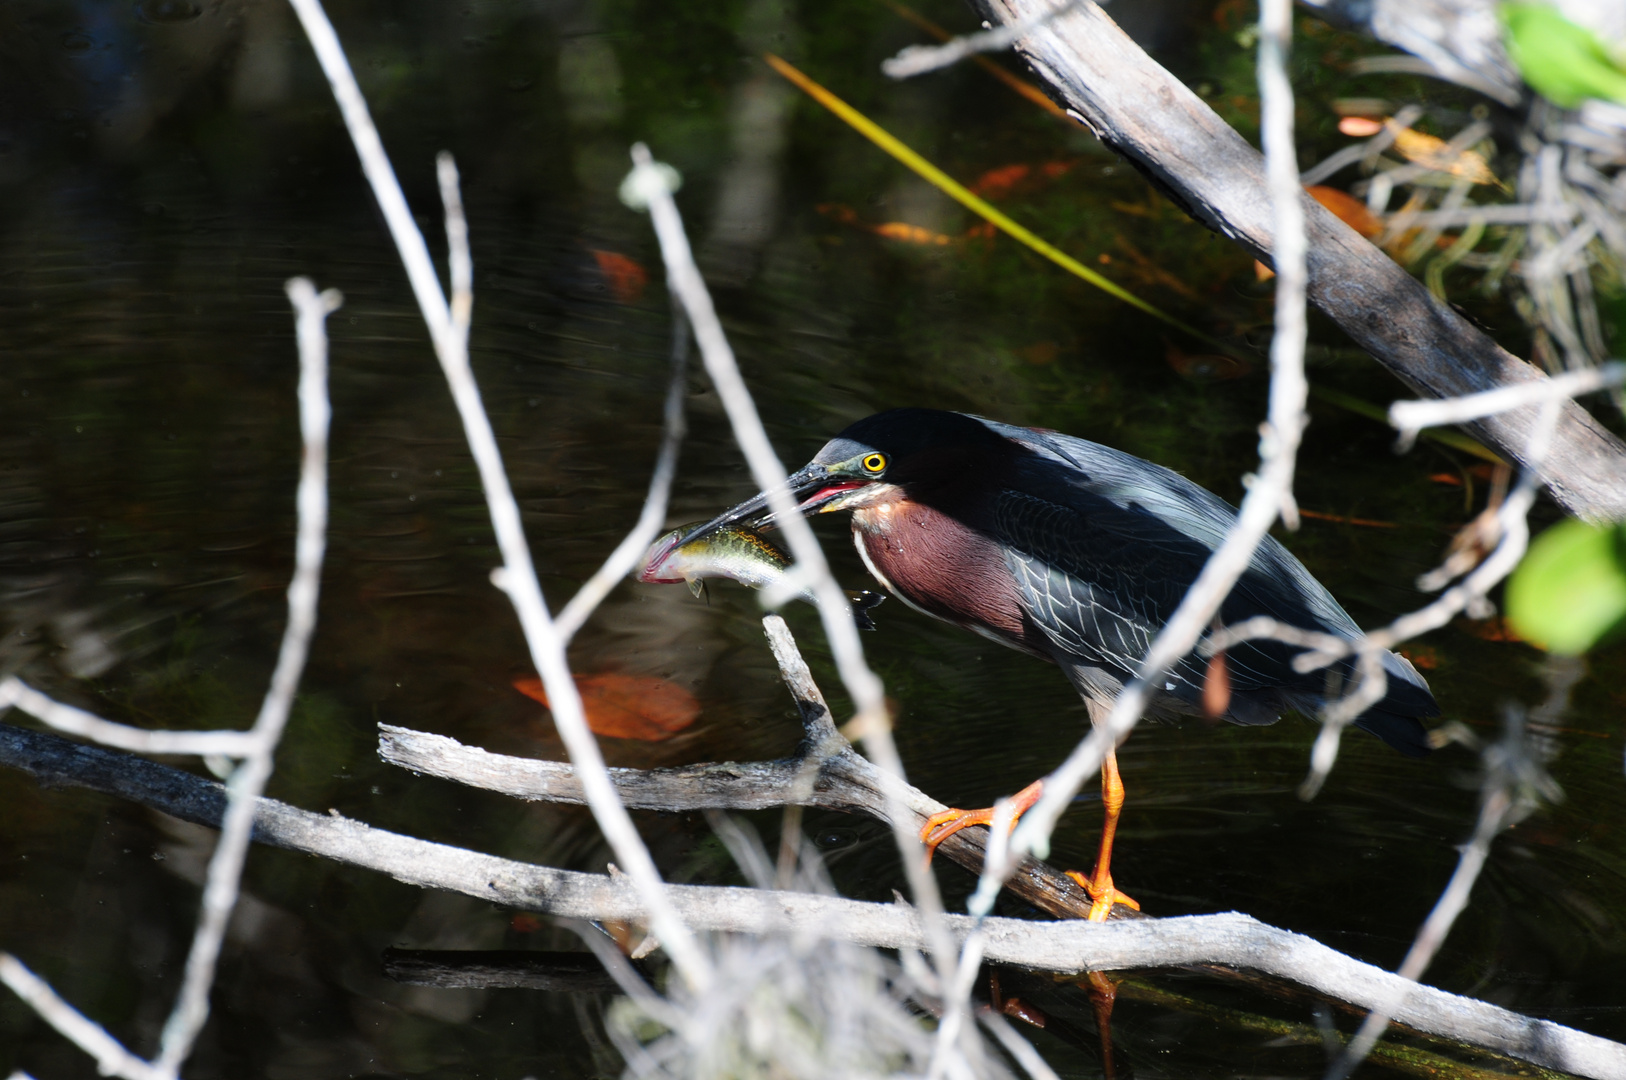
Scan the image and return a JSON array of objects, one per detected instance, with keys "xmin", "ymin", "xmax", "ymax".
[
  {"xmin": 2, "ymin": 719, "xmax": 1624, "ymax": 1079},
  {"xmin": 970, "ymin": 0, "xmax": 1626, "ymax": 521},
  {"xmin": 375, "ymin": 725, "xmax": 1108, "ymax": 924}
]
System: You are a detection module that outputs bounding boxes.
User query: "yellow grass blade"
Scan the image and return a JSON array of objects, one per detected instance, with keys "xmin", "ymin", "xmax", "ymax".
[{"xmin": 765, "ymin": 53, "xmax": 1230, "ymax": 351}]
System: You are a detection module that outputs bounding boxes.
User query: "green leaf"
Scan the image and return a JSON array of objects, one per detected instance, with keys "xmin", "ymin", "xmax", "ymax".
[
  {"xmin": 1505, "ymin": 519, "xmax": 1626, "ymax": 654},
  {"xmin": 1501, "ymin": 3, "xmax": 1626, "ymax": 107}
]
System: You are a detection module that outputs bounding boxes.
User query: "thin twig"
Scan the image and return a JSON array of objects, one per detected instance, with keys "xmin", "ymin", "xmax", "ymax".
[
  {"xmin": 881, "ymin": 0, "xmax": 1081, "ymax": 79},
  {"xmin": 284, "ymin": 0, "xmax": 709, "ymax": 989},
  {"xmin": 1211, "ymin": 364, "xmax": 1625, "ymax": 791},
  {"xmin": 1390, "ymin": 361, "xmax": 1626, "ymax": 450},
  {"xmin": 928, "ymin": 797, "xmax": 1014, "ymax": 1080},
  {"xmin": 622, "ymin": 146, "xmax": 956, "ymax": 980},
  {"xmin": 1325, "ymin": 661, "xmax": 1582, "ymax": 1080},
  {"xmin": 153, "ymin": 277, "xmax": 337, "ymax": 1074},
  {"xmin": 0, "ymin": 678, "xmax": 258, "ymax": 757},
  {"xmin": 978, "ymin": 1009, "xmax": 1064, "ymax": 1080},
  {"xmin": 0, "ymin": 279, "xmax": 338, "ymax": 1080},
  {"xmin": 1208, "ymin": 393, "xmax": 1569, "ymax": 798},
  {"xmin": 1000, "ymin": 0, "xmax": 1309, "ymax": 876},
  {"xmin": 0, "ymin": 956, "xmax": 159, "ymax": 1080},
  {"xmin": 554, "ymin": 302, "xmax": 690, "ymax": 641}
]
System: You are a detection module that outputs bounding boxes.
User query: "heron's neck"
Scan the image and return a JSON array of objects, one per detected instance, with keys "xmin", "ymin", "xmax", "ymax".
[{"xmin": 850, "ymin": 498, "xmax": 1030, "ymax": 650}]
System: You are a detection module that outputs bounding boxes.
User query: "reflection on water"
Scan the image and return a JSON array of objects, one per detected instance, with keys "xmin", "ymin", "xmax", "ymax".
[{"xmin": 2, "ymin": 0, "xmax": 1624, "ymax": 1075}]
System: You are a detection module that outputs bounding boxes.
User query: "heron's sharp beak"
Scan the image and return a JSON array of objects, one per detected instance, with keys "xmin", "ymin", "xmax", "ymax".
[{"xmin": 678, "ymin": 462, "xmax": 866, "ymax": 545}]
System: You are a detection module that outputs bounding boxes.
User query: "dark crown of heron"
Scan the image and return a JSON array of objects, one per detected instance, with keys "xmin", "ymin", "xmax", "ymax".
[{"xmin": 813, "ymin": 409, "xmax": 1013, "ymax": 481}]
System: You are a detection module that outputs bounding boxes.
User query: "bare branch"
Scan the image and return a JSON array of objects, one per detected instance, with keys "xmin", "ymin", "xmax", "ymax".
[
  {"xmin": 1390, "ymin": 362, "xmax": 1626, "ymax": 450},
  {"xmin": 0, "ymin": 955, "xmax": 160, "ymax": 1080},
  {"xmin": 152, "ymin": 276, "xmax": 337, "ymax": 1075},
  {"xmin": 0, "ymin": 677, "xmax": 258, "ymax": 758},
  {"xmin": 554, "ymin": 302, "xmax": 690, "ymax": 642},
  {"xmin": 5, "ymin": 719, "xmax": 1625, "ymax": 1078},
  {"xmin": 622, "ymin": 146, "xmax": 955, "ymax": 978},
  {"xmin": 437, "ymin": 153, "xmax": 472, "ymax": 345},
  {"xmin": 0, "ymin": 277, "xmax": 337, "ymax": 1080},
  {"xmin": 376, "ymin": 617, "xmax": 1117, "ymax": 928},
  {"xmin": 881, "ymin": 0, "xmax": 1082, "ymax": 80},
  {"xmin": 1326, "ymin": 661, "xmax": 1583, "ymax": 1080},
  {"xmin": 284, "ymin": 0, "xmax": 709, "ymax": 988},
  {"xmin": 1206, "ymin": 355, "xmax": 1615, "ymax": 796},
  {"xmin": 1002, "ymin": 0, "xmax": 1309, "ymax": 878}
]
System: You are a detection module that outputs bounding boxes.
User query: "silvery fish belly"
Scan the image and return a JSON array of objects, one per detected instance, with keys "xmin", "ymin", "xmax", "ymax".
[{"xmin": 638, "ymin": 522, "xmax": 885, "ymax": 629}]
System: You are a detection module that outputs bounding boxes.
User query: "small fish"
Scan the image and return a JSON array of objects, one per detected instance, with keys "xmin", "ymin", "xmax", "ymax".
[{"xmin": 639, "ymin": 522, "xmax": 886, "ymax": 630}]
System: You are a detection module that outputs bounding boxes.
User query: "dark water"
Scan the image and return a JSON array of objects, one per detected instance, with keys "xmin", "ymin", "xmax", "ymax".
[{"xmin": 2, "ymin": 0, "xmax": 1624, "ymax": 1076}]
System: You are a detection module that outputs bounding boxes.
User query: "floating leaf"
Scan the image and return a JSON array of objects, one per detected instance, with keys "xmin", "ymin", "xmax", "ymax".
[
  {"xmin": 1502, "ymin": 3, "xmax": 1626, "ymax": 107},
  {"xmin": 513, "ymin": 673, "xmax": 700, "ymax": 741},
  {"xmin": 1505, "ymin": 520, "xmax": 1626, "ymax": 654}
]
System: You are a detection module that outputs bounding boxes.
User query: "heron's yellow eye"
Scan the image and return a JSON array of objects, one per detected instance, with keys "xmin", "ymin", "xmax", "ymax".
[{"xmin": 861, "ymin": 452, "xmax": 887, "ymax": 474}]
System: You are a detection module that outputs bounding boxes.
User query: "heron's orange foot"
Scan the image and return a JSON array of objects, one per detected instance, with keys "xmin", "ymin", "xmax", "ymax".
[
  {"xmin": 919, "ymin": 806, "xmax": 997, "ymax": 863},
  {"xmin": 1065, "ymin": 869, "xmax": 1140, "ymax": 922},
  {"xmin": 919, "ymin": 780, "xmax": 1046, "ymax": 864}
]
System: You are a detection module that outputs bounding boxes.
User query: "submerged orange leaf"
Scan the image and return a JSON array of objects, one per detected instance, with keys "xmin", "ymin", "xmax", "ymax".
[
  {"xmin": 1306, "ymin": 185, "xmax": 1383, "ymax": 238},
  {"xmin": 589, "ymin": 250, "xmax": 649, "ymax": 304},
  {"xmin": 1458, "ymin": 616, "xmax": 1525, "ymax": 643},
  {"xmin": 872, "ymin": 221, "xmax": 954, "ymax": 245},
  {"xmin": 1165, "ymin": 340, "xmax": 1252, "ymax": 381},
  {"xmin": 970, "ymin": 163, "xmax": 1030, "ymax": 198},
  {"xmin": 1398, "ymin": 645, "xmax": 1439, "ymax": 670},
  {"xmin": 513, "ymin": 673, "xmax": 699, "ymax": 741},
  {"xmin": 967, "ymin": 161, "xmax": 1075, "ymax": 200}
]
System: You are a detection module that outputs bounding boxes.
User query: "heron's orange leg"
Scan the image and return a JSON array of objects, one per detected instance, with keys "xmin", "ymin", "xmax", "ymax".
[
  {"xmin": 919, "ymin": 779, "xmax": 1045, "ymax": 862},
  {"xmin": 1064, "ymin": 747, "xmax": 1140, "ymax": 922}
]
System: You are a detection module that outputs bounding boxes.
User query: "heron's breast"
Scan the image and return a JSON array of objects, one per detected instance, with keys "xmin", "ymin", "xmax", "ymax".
[{"xmin": 851, "ymin": 500, "xmax": 1027, "ymax": 644}]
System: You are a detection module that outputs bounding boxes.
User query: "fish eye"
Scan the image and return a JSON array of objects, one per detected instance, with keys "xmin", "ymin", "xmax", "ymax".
[{"xmin": 861, "ymin": 452, "xmax": 887, "ymax": 474}]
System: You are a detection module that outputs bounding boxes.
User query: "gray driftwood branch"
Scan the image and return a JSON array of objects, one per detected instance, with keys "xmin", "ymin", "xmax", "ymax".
[
  {"xmin": 1, "ymin": 719, "xmax": 1623, "ymax": 1078},
  {"xmin": 376, "ymin": 723, "xmax": 1109, "ymax": 921},
  {"xmin": 377, "ymin": 613, "xmax": 1114, "ymax": 925},
  {"xmin": 968, "ymin": 0, "xmax": 1626, "ymax": 521}
]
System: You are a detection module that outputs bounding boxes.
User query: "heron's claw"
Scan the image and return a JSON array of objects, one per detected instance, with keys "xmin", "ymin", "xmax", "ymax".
[{"xmin": 1065, "ymin": 869, "xmax": 1139, "ymax": 922}]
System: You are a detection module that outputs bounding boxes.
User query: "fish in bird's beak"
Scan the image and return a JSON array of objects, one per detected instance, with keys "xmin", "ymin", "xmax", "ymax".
[{"xmin": 676, "ymin": 460, "xmax": 877, "ymax": 546}]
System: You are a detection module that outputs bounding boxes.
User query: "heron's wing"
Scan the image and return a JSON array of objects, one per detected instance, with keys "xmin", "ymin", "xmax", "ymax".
[
  {"xmin": 984, "ymin": 418, "xmax": 1363, "ymax": 636},
  {"xmin": 992, "ymin": 483, "xmax": 1410, "ymax": 709},
  {"xmin": 994, "ymin": 488, "xmax": 1218, "ymax": 696}
]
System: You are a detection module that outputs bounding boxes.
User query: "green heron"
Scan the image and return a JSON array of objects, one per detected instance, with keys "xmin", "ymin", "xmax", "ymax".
[{"xmin": 685, "ymin": 408, "xmax": 1438, "ymax": 920}]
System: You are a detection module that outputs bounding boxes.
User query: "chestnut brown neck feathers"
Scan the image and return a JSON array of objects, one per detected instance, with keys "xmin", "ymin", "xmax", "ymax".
[{"xmin": 844, "ymin": 430, "xmax": 1042, "ymax": 649}]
